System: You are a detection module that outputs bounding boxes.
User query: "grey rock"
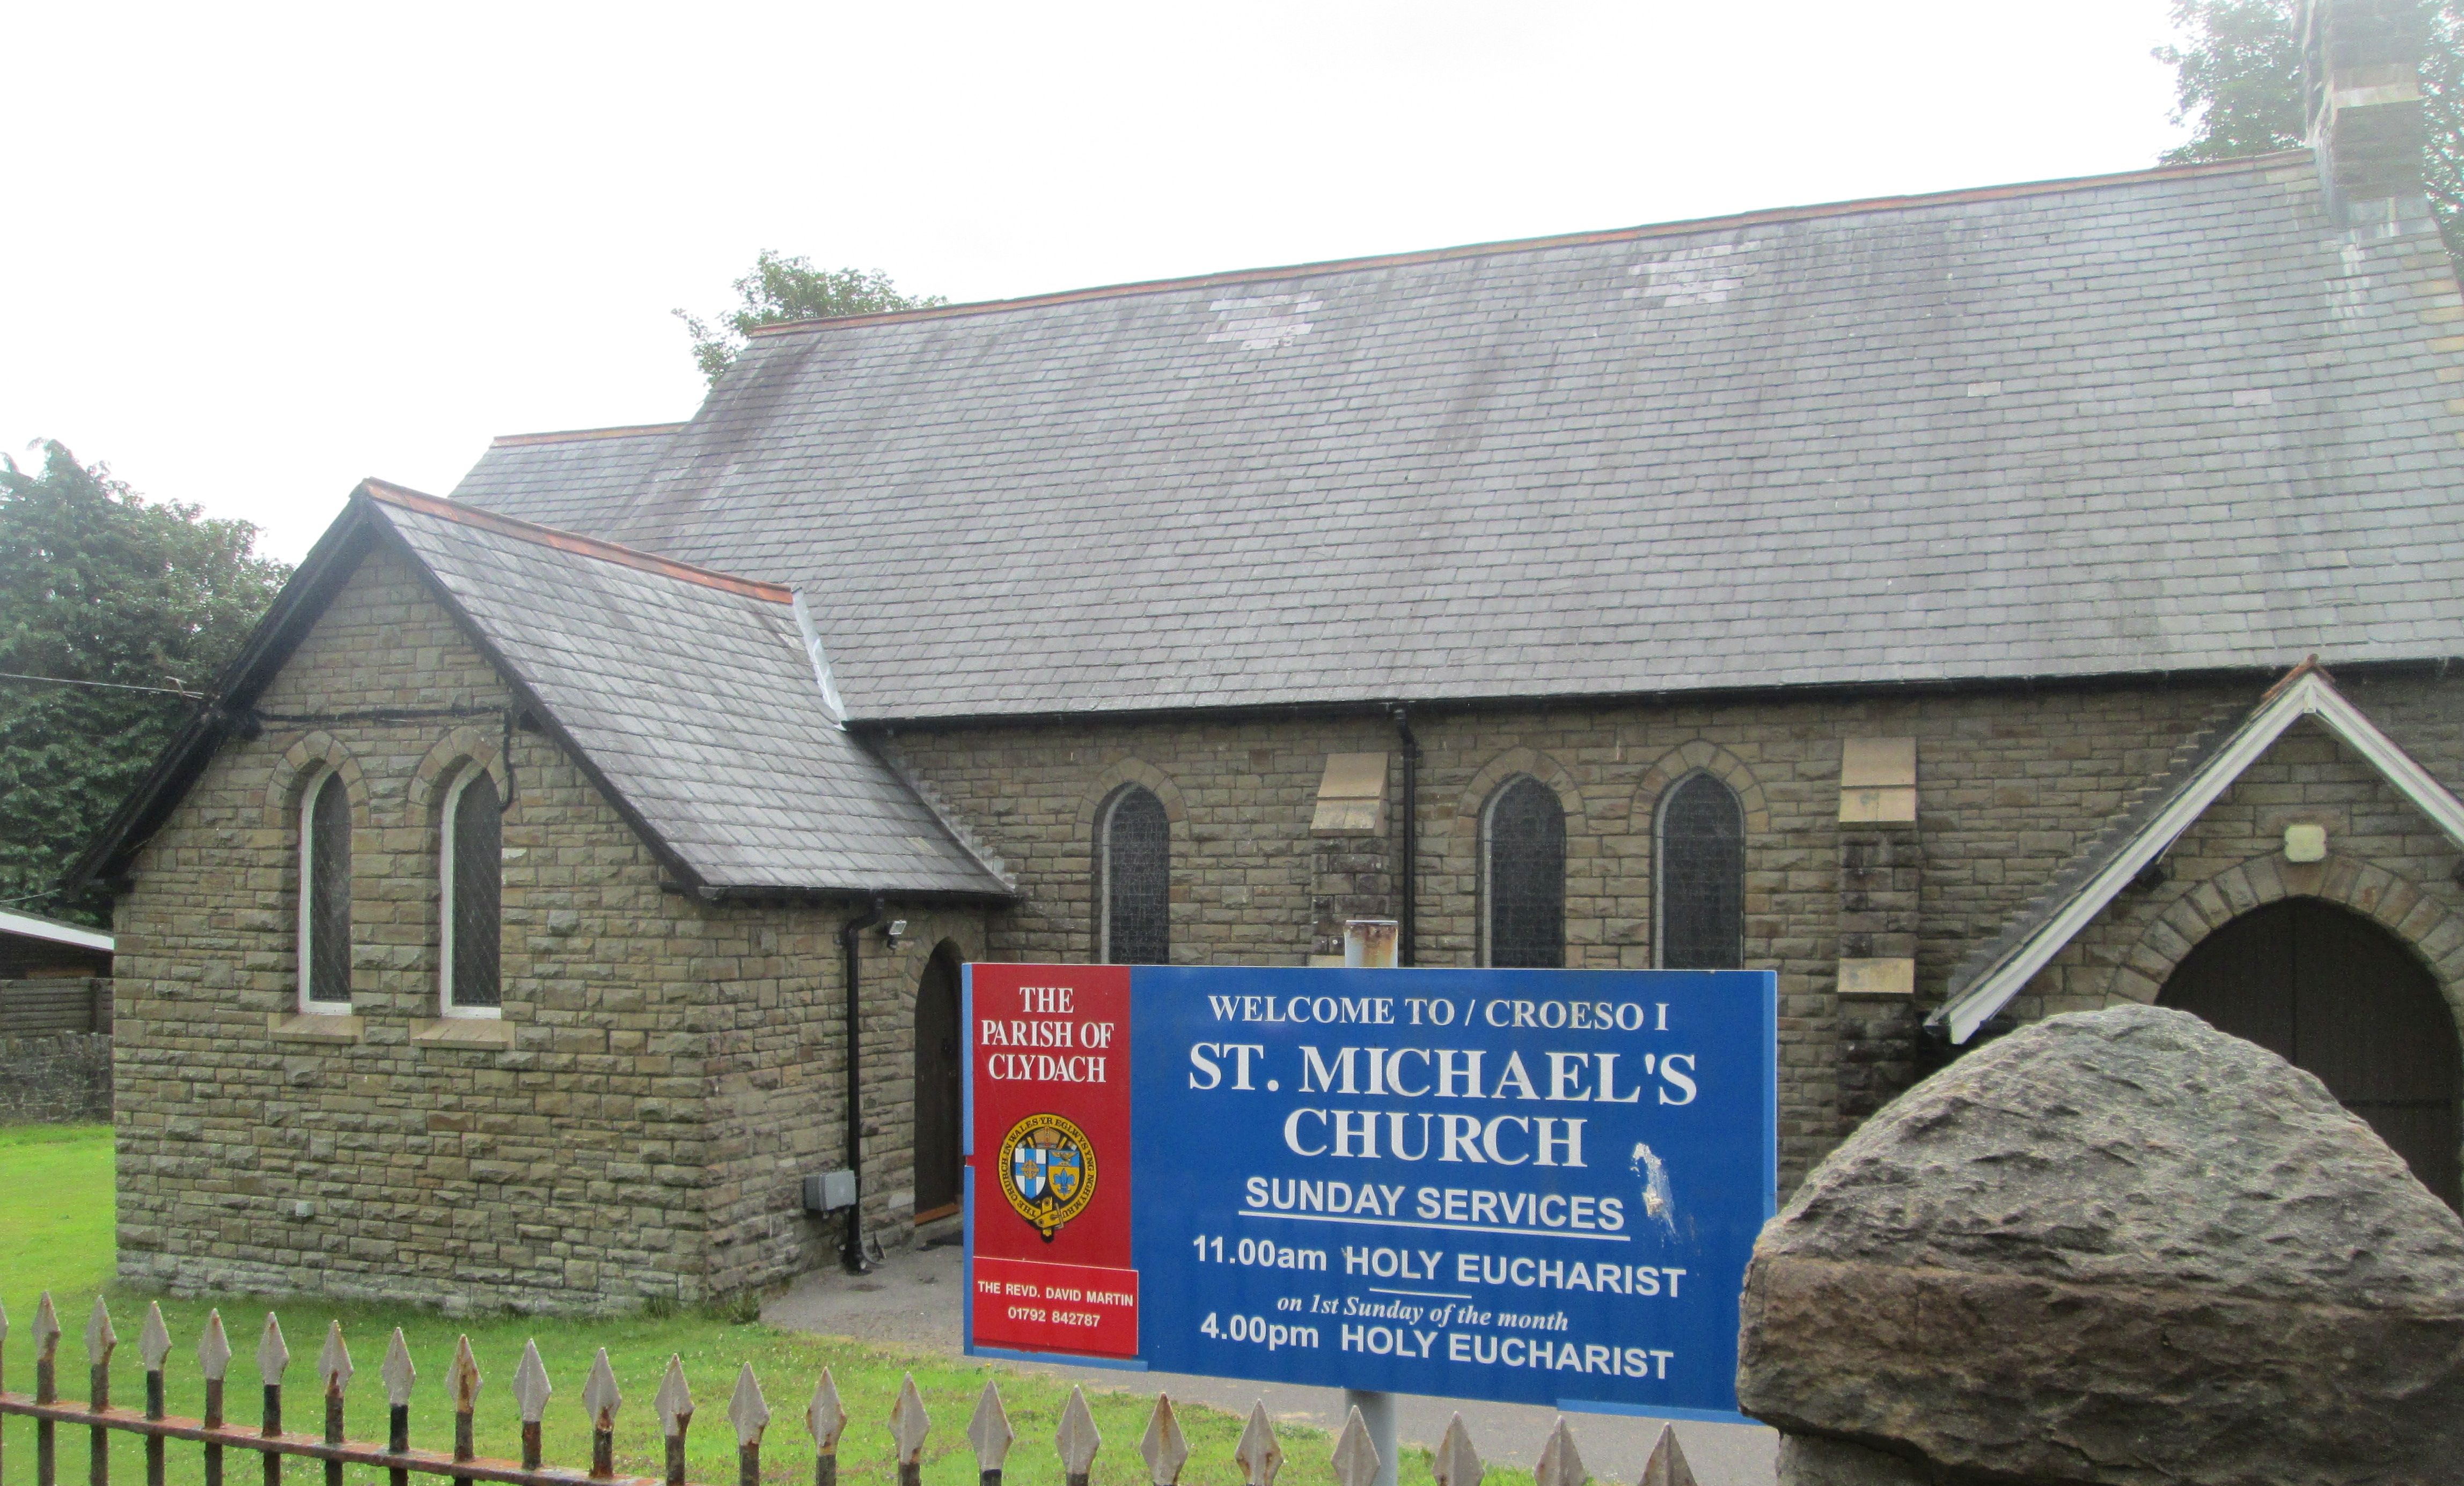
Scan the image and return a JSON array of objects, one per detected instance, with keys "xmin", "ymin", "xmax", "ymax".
[
  {"xmin": 1772, "ymin": 1438, "xmax": 1927, "ymax": 1486},
  {"xmin": 1737, "ymin": 1004, "xmax": 2464, "ymax": 1485}
]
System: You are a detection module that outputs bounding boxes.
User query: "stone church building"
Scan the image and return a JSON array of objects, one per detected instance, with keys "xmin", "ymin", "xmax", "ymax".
[{"xmin": 74, "ymin": 1, "xmax": 2464, "ymax": 1309}]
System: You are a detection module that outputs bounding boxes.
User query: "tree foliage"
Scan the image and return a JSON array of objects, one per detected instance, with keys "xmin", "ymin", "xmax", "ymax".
[
  {"xmin": 675, "ymin": 251, "xmax": 947, "ymax": 386},
  {"xmin": 2157, "ymin": 0, "xmax": 2464, "ymax": 265},
  {"xmin": 0, "ymin": 443, "xmax": 290, "ymax": 923}
]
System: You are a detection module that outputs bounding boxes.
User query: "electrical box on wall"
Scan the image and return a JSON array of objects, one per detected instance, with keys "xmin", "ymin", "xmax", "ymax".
[{"xmin": 803, "ymin": 1169, "xmax": 857, "ymax": 1213}]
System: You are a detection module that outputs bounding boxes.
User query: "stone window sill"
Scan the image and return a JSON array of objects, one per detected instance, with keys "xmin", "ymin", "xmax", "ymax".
[
  {"xmin": 413, "ymin": 1017, "xmax": 516, "ymax": 1049},
  {"xmin": 268, "ymin": 1012, "xmax": 363, "ymax": 1043}
]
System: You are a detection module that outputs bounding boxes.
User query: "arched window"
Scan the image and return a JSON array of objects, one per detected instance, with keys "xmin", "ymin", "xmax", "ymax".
[
  {"xmin": 1658, "ymin": 772, "xmax": 1743, "ymax": 969},
  {"xmin": 1485, "ymin": 776, "xmax": 1565, "ymax": 968},
  {"xmin": 441, "ymin": 767, "xmax": 502, "ymax": 1013},
  {"xmin": 298, "ymin": 769, "xmax": 353, "ymax": 1011},
  {"xmin": 1099, "ymin": 786, "xmax": 1170, "ymax": 964}
]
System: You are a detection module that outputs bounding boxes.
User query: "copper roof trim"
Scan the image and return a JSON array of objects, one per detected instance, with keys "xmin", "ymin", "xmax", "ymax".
[
  {"xmin": 488, "ymin": 422, "xmax": 690, "ymax": 447},
  {"xmin": 745, "ymin": 152, "xmax": 2309, "ymax": 339},
  {"xmin": 361, "ymin": 480, "xmax": 794, "ymax": 604}
]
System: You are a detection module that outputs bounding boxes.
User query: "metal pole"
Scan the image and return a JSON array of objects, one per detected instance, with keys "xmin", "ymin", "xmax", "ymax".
[{"xmin": 1341, "ymin": 921, "xmax": 1400, "ymax": 1486}]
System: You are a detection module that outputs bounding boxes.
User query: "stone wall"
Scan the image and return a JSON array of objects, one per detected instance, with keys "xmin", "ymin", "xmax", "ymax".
[
  {"xmin": 0, "ymin": 1032, "xmax": 112, "ymax": 1122},
  {"xmin": 111, "ymin": 545, "xmax": 982, "ymax": 1311},
  {"xmin": 886, "ymin": 671, "xmax": 2464, "ymax": 1184},
  {"xmin": 110, "ymin": 531, "xmax": 2464, "ymax": 1304}
]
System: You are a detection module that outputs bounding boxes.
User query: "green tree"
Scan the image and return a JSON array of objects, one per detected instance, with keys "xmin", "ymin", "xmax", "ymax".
[
  {"xmin": 0, "ymin": 443, "xmax": 290, "ymax": 923},
  {"xmin": 674, "ymin": 251, "xmax": 947, "ymax": 386},
  {"xmin": 2157, "ymin": 0, "xmax": 2464, "ymax": 265}
]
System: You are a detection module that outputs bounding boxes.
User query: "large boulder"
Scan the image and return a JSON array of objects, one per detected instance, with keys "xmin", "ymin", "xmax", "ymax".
[{"xmin": 1736, "ymin": 1003, "xmax": 2464, "ymax": 1486}]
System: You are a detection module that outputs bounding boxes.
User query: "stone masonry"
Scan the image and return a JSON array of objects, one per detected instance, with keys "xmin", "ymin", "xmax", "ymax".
[
  {"xmin": 887, "ymin": 669, "xmax": 2464, "ymax": 1190},
  {"xmin": 111, "ymin": 546, "xmax": 988, "ymax": 1312},
  {"xmin": 107, "ymin": 548, "xmax": 2464, "ymax": 1305}
]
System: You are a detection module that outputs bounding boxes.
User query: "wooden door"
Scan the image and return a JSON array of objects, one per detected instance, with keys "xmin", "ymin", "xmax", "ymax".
[
  {"xmin": 2160, "ymin": 897, "xmax": 2461, "ymax": 1209},
  {"xmin": 913, "ymin": 945, "xmax": 965, "ymax": 1220}
]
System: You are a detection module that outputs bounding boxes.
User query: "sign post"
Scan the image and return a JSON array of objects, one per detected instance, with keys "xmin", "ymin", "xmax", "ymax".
[{"xmin": 962, "ymin": 956, "xmax": 1779, "ymax": 1426}]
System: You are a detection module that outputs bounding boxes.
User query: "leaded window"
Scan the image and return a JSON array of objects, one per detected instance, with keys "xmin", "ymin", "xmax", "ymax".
[
  {"xmin": 299, "ymin": 770, "xmax": 352, "ymax": 1008},
  {"xmin": 443, "ymin": 769, "xmax": 502, "ymax": 1012},
  {"xmin": 1485, "ymin": 776, "xmax": 1565, "ymax": 968},
  {"xmin": 1101, "ymin": 786, "xmax": 1170, "ymax": 964},
  {"xmin": 1659, "ymin": 772, "xmax": 1743, "ymax": 969}
]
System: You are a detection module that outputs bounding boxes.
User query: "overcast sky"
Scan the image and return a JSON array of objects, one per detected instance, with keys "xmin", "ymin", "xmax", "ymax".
[{"xmin": 4, "ymin": 2, "xmax": 2195, "ymax": 563}]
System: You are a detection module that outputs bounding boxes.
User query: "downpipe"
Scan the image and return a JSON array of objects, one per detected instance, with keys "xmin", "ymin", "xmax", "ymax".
[
  {"xmin": 1392, "ymin": 706, "xmax": 1421, "ymax": 967},
  {"xmin": 840, "ymin": 892, "xmax": 886, "ymax": 1272}
]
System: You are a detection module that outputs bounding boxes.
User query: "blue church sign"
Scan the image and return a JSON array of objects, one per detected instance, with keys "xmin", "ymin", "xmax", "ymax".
[{"xmin": 964, "ymin": 964, "xmax": 1778, "ymax": 1423}]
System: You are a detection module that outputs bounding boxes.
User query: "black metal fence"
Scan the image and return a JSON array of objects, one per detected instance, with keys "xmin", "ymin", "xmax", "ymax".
[{"xmin": 0, "ymin": 1292, "xmax": 1699, "ymax": 1486}]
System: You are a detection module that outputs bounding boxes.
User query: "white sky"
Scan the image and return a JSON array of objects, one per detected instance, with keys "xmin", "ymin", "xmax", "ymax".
[{"xmin": 3, "ymin": 2, "xmax": 2194, "ymax": 563}]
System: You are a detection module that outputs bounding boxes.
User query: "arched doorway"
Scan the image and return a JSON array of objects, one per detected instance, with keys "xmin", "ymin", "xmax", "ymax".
[
  {"xmin": 2159, "ymin": 897, "xmax": 2461, "ymax": 1209},
  {"xmin": 913, "ymin": 943, "xmax": 966, "ymax": 1223}
]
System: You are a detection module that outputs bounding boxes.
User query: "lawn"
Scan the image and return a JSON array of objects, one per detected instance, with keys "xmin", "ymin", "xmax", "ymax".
[{"xmin": 0, "ymin": 1126, "xmax": 1470, "ymax": 1486}]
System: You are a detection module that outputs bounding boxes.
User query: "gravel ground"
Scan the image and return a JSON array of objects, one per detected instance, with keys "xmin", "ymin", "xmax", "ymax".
[{"xmin": 762, "ymin": 1241, "xmax": 1777, "ymax": 1486}]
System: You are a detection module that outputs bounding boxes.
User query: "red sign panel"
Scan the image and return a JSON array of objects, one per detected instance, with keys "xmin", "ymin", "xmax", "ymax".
[
  {"xmin": 967, "ymin": 963, "xmax": 1135, "ymax": 1357},
  {"xmin": 970, "ymin": 1254, "xmax": 1140, "ymax": 1356}
]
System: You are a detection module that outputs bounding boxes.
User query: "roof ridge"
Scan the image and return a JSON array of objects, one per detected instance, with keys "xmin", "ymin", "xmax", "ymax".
[
  {"xmin": 744, "ymin": 151, "xmax": 2311, "ymax": 340},
  {"xmin": 488, "ymin": 422, "xmax": 691, "ymax": 448},
  {"xmin": 360, "ymin": 480, "xmax": 792, "ymax": 604}
]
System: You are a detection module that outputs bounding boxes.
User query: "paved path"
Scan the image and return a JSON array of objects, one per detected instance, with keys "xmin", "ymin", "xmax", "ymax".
[{"xmin": 763, "ymin": 1242, "xmax": 1777, "ymax": 1486}]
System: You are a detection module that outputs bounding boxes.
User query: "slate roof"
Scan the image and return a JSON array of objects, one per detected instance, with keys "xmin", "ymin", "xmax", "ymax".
[
  {"xmin": 362, "ymin": 486, "xmax": 1010, "ymax": 898},
  {"xmin": 450, "ymin": 424, "xmax": 686, "ymax": 533},
  {"xmin": 452, "ymin": 152, "xmax": 2464, "ymax": 722}
]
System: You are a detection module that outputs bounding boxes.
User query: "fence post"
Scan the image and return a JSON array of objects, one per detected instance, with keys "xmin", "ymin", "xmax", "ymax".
[
  {"xmin": 1432, "ymin": 1416, "xmax": 1480, "ymax": 1486},
  {"xmin": 584, "ymin": 1349, "xmax": 622, "ymax": 1480},
  {"xmin": 380, "ymin": 1330, "xmax": 416, "ymax": 1486},
  {"xmin": 655, "ymin": 1356, "xmax": 692, "ymax": 1486},
  {"xmin": 727, "ymin": 1365, "xmax": 768, "ymax": 1486},
  {"xmin": 1331, "ymin": 1408, "xmax": 1380, "ymax": 1486},
  {"xmin": 446, "ymin": 1336, "xmax": 481, "ymax": 1486},
  {"xmin": 87, "ymin": 1298, "xmax": 117, "ymax": 1486},
  {"xmin": 1535, "ymin": 1418, "xmax": 1586, "ymax": 1486},
  {"xmin": 1138, "ymin": 1395, "xmax": 1186, "ymax": 1486},
  {"xmin": 317, "ymin": 1324, "xmax": 352, "ymax": 1486},
  {"xmin": 1235, "ymin": 1402, "xmax": 1282, "ymax": 1486},
  {"xmin": 1055, "ymin": 1387, "xmax": 1100, "ymax": 1486},
  {"xmin": 256, "ymin": 1315, "xmax": 289, "ymax": 1486},
  {"xmin": 197, "ymin": 1312, "xmax": 231, "ymax": 1486},
  {"xmin": 1638, "ymin": 1425, "xmax": 1697, "ymax": 1486},
  {"xmin": 512, "ymin": 1342, "xmax": 552, "ymax": 1473},
  {"xmin": 890, "ymin": 1373, "xmax": 930, "ymax": 1486},
  {"xmin": 966, "ymin": 1380, "xmax": 1011, "ymax": 1486},
  {"xmin": 140, "ymin": 1305, "xmax": 170, "ymax": 1486},
  {"xmin": 804, "ymin": 1368, "xmax": 845, "ymax": 1486},
  {"xmin": 36, "ymin": 1292, "xmax": 62, "ymax": 1486}
]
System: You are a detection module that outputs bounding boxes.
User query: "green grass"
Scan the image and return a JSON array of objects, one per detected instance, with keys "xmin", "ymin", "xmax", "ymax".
[{"xmin": 0, "ymin": 1126, "xmax": 1481, "ymax": 1486}]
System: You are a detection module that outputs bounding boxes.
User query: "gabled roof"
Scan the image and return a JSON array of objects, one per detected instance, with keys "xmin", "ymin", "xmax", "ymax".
[
  {"xmin": 1930, "ymin": 662, "xmax": 2464, "ymax": 1043},
  {"xmin": 453, "ymin": 151, "xmax": 2464, "ymax": 722},
  {"xmin": 0, "ymin": 907, "xmax": 113, "ymax": 954},
  {"xmin": 68, "ymin": 484, "xmax": 1013, "ymax": 903}
]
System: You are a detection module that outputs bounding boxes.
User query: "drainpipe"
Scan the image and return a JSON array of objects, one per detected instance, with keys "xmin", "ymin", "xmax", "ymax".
[
  {"xmin": 1392, "ymin": 707, "xmax": 1421, "ymax": 967},
  {"xmin": 839, "ymin": 892, "xmax": 886, "ymax": 1272}
]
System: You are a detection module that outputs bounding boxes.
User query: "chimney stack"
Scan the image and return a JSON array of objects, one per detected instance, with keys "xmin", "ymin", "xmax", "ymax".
[{"xmin": 2304, "ymin": 0, "xmax": 2429, "ymax": 222}]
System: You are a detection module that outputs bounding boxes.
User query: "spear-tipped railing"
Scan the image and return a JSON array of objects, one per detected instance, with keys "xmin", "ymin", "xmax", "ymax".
[{"xmin": 0, "ymin": 1291, "xmax": 1702, "ymax": 1486}]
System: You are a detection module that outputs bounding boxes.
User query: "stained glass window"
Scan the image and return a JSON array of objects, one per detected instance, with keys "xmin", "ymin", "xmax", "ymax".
[
  {"xmin": 1486, "ymin": 776, "xmax": 1565, "ymax": 969},
  {"xmin": 446, "ymin": 771, "xmax": 502, "ymax": 1010},
  {"xmin": 1659, "ymin": 772, "xmax": 1743, "ymax": 969},
  {"xmin": 302, "ymin": 771, "xmax": 352, "ymax": 1006},
  {"xmin": 1102, "ymin": 787, "xmax": 1170, "ymax": 964}
]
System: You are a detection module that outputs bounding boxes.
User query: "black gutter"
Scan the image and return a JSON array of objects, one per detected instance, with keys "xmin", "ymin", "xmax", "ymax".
[
  {"xmin": 839, "ymin": 892, "xmax": 887, "ymax": 1273},
  {"xmin": 1392, "ymin": 706, "xmax": 1420, "ymax": 967},
  {"xmin": 837, "ymin": 656, "xmax": 2461, "ymax": 736},
  {"xmin": 675, "ymin": 884, "xmax": 1015, "ymax": 907}
]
